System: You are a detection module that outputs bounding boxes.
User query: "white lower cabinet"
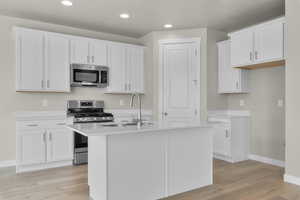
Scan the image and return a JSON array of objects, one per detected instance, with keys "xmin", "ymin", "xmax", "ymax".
[
  {"xmin": 17, "ymin": 118, "xmax": 73, "ymax": 173},
  {"xmin": 210, "ymin": 116, "xmax": 250, "ymax": 163},
  {"xmin": 18, "ymin": 130, "xmax": 46, "ymax": 166}
]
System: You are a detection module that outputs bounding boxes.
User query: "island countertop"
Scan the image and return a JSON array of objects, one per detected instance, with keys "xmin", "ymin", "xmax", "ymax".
[{"xmin": 67, "ymin": 121, "xmax": 211, "ymax": 137}]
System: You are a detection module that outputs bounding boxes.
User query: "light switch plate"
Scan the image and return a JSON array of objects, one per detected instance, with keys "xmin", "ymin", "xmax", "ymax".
[
  {"xmin": 42, "ymin": 99, "xmax": 48, "ymax": 107},
  {"xmin": 120, "ymin": 99, "xmax": 125, "ymax": 106},
  {"xmin": 240, "ymin": 100, "xmax": 245, "ymax": 107},
  {"xmin": 278, "ymin": 99, "xmax": 284, "ymax": 107}
]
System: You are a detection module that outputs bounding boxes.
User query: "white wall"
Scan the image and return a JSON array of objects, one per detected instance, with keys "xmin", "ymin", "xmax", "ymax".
[
  {"xmin": 285, "ymin": 0, "xmax": 300, "ymax": 178},
  {"xmin": 0, "ymin": 15, "xmax": 153, "ymax": 162},
  {"xmin": 227, "ymin": 67, "xmax": 285, "ymax": 161}
]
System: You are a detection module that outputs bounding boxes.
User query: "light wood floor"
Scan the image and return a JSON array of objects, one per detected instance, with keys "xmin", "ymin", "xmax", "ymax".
[{"xmin": 1, "ymin": 160, "xmax": 300, "ymax": 200}]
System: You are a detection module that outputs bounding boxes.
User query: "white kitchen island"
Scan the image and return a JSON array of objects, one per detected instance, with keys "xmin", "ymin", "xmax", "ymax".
[{"xmin": 67, "ymin": 121, "xmax": 214, "ymax": 200}]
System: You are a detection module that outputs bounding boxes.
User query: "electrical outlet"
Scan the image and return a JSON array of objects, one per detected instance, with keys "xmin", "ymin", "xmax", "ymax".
[
  {"xmin": 120, "ymin": 99, "xmax": 125, "ymax": 106},
  {"xmin": 240, "ymin": 100, "xmax": 245, "ymax": 107},
  {"xmin": 277, "ymin": 99, "xmax": 284, "ymax": 107},
  {"xmin": 42, "ymin": 99, "xmax": 48, "ymax": 107}
]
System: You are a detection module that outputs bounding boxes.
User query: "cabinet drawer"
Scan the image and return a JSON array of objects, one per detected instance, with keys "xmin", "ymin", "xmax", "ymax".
[
  {"xmin": 45, "ymin": 120, "xmax": 68, "ymax": 129},
  {"xmin": 17, "ymin": 121, "xmax": 44, "ymax": 131},
  {"xmin": 17, "ymin": 120, "xmax": 67, "ymax": 131}
]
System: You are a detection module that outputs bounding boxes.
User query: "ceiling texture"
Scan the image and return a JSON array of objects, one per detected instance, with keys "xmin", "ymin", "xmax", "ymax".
[{"xmin": 0, "ymin": 0, "xmax": 284, "ymax": 38}]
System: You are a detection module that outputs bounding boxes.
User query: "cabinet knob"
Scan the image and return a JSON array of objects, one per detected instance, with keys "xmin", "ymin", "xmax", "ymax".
[{"xmin": 163, "ymin": 112, "xmax": 168, "ymax": 116}]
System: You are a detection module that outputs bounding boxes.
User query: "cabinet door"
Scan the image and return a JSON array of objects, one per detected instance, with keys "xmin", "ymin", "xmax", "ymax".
[
  {"xmin": 90, "ymin": 40, "xmax": 107, "ymax": 66},
  {"xmin": 45, "ymin": 33, "xmax": 70, "ymax": 92},
  {"xmin": 126, "ymin": 47, "xmax": 144, "ymax": 93},
  {"xmin": 107, "ymin": 43, "xmax": 126, "ymax": 92},
  {"xmin": 213, "ymin": 126, "xmax": 231, "ymax": 157},
  {"xmin": 218, "ymin": 40, "xmax": 245, "ymax": 93},
  {"xmin": 47, "ymin": 129, "xmax": 73, "ymax": 162},
  {"xmin": 16, "ymin": 28, "xmax": 45, "ymax": 91},
  {"xmin": 17, "ymin": 131, "xmax": 46, "ymax": 165},
  {"xmin": 254, "ymin": 19, "xmax": 284, "ymax": 63},
  {"xmin": 71, "ymin": 38, "xmax": 89, "ymax": 64},
  {"xmin": 230, "ymin": 29, "xmax": 254, "ymax": 67}
]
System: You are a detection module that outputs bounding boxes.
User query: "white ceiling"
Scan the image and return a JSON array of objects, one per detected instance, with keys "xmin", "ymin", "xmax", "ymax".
[{"xmin": 0, "ymin": 0, "xmax": 284, "ymax": 38}]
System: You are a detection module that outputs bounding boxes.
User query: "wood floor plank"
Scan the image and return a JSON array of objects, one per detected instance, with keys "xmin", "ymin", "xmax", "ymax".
[{"xmin": 0, "ymin": 160, "xmax": 300, "ymax": 200}]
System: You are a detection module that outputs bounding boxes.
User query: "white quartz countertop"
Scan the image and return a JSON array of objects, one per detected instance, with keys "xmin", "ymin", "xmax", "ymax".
[{"xmin": 67, "ymin": 121, "xmax": 211, "ymax": 137}]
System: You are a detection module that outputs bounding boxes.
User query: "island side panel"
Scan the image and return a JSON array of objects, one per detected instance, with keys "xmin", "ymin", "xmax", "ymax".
[
  {"xmin": 107, "ymin": 132, "xmax": 166, "ymax": 200},
  {"xmin": 167, "ymin": 127, "xmax": 213, "ymax": 197},
  {"xmin": 89, "ymin": 136, "xmax": 108, "ymax": 200}
]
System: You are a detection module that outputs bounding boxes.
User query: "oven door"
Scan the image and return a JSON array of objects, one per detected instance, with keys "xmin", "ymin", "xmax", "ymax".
[{"xmin": 71, "ymin": 64, "xmax": 102, "ymax": 87}]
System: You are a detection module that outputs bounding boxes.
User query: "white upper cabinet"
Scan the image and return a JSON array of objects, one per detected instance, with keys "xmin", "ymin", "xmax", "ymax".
[
  {"xmin": 90, "ymin": 40, "xmax": 107, "ymax": 66},
  {"xmin": 107, "ymin": 43, "xmax": 126, "ymax": 92},
  {"xmin": 71, "ymin": 38, "xmax": 107, "ymax": 65},
  {"xmin": 16, "ymin": 28, "xmax": 44, "ymax": 91},
  {"xmin": 71, "ymin": 38, "xmax": 90, "ymax": 64},
  {"xmin": 230, "ymin": 29, "xmax": 254, "ymax": 67},
  {"xmin": 45, "ymin": 33, "xmax": 70, "ymax": 92},
  {"xmin": 16, "ymin": 27, "xmax": 70, "ymax": 92},
  {"xmin": 218, "ymin": 40, "xmax": 249, "ymax": 93},
  {"xmin": 229, "ymin": 17, "xmax": 285, "ymax": 68},
  {"xmin": 254, "ymin": 18, "xmax": 284, "ymax": 63},
  {"xmin": 107, "ymin": 42, "xmax": 144, "ymax": 94}
]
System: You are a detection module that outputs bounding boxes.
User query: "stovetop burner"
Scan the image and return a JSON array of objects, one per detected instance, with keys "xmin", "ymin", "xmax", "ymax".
[{"xmin": 67, "ymin": 100, "xmax": 114, "ymax": 123}]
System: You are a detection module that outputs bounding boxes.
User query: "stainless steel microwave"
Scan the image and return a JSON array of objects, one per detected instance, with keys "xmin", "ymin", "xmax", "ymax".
[{"xmin": 70, "ymin": 64, "xmax": 109, "ymax": 88}]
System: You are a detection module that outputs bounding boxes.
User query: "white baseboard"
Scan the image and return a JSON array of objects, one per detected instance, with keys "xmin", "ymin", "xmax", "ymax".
[
  {"xmin": 248, "ymin": 154, "xmax": 285, "ymax": 168},
  {"xmin": 284, "ymin": 174, "xmax": 300, "ymax": 186},
  {"xmin": 0, "ymin": 160, "xmax": 16, "ymax": 168}
]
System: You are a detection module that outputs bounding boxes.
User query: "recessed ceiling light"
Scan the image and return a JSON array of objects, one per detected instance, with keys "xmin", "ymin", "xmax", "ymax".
[
  {"xmin": 61, "ymin": 0, "xmax": 73, "ymax": 7},
  {"xmin": 120, "ymin": 13, "xmax": 130, "ymax": 19},
  {"xmin": 164, "ymin": 24, "xmax": 173, "ymax": 28}
]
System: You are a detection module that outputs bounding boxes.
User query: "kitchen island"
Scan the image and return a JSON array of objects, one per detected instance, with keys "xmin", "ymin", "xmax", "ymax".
[{"xmin": 67, "ymin": 121, "xmax": 214, "ymax": 200}]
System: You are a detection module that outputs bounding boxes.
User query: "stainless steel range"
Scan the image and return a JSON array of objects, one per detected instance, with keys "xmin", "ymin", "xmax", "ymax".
[{"xmin": 67, "ymin": 100, "xmax": 114, "ymax": 165}]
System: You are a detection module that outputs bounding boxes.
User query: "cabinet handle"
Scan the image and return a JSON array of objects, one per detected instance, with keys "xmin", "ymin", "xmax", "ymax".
[
  {"xmin": 41, "ymin": 80, "xmax": 44, "ymax": 89},
  {"xmin": 236, "ymin": 81, "xmax": 239, "ymax": 89},
  {"xmin": 255, "ymin": 51, "xmax": 258, "ymax": 60},
  {"xmin": 92, "ymin": 56, "xmax": 95, "ymax": 63},
  {"xmin": 125, "ymin": 84, "xmax": 128, "ymax": 91},
  {"xmin": 43, "ymin": 132, "xmax": 47, "ymax": 143},
  {"xmin": 47, "ymin": 80, "xmax": 50, "ymax": 88},
  {"xmin": 128, "ymin": 84, "xmax": 131, "ymax": 91},
  {"xmin": 250, "ymin": 52, "xmax": 253, "ymax": 61},
  {"xmin": 27, "ymin": 124, "xmax": 38, "ymax": 127},
  {"xmin": 49, "ymin": 132, "xmax": 52, "ymax": 142},
  {"xmin": 225, "ymin": 130, "xmax": 230, "ymax": 138},
  {"xmin": 87, "ymin": 56, "xmax": 90, "ymax": 63}
]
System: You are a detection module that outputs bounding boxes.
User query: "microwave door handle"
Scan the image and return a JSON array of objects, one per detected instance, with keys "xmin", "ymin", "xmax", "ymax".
[{"xmin": 81, "ymin": 82, "xmax": 97, "ymax": 86}]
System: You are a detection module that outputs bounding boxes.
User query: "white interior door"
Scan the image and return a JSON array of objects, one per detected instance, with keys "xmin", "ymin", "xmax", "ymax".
[
  {"xmin": 160, "ymin": 40, "xmax": 200, "ymax": 121},
  {"xmin": 45, "ymin": 33, "xmax": 70, "ymax": 92}
]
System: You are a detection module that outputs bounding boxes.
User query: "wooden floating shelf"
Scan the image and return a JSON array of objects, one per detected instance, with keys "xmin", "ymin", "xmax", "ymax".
[{"xmin": 234, "ymin": 60, "xmax": 285, "ymax": 70}]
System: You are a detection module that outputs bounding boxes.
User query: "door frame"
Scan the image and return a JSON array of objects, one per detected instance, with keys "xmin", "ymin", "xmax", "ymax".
[{"xmin": 158, "ymin": 38, "xmax": 201, "ymax": 121}]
